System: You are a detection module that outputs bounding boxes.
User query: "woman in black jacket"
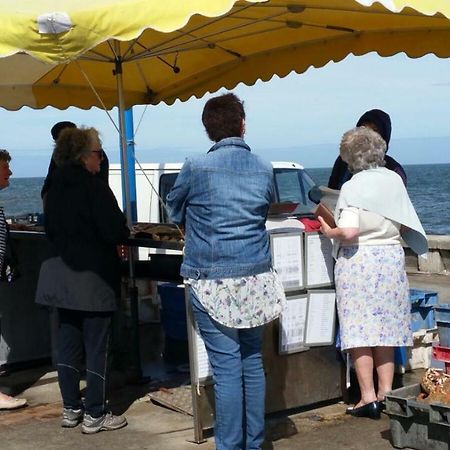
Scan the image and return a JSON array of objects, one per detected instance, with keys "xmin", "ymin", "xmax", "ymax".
[
  {"xmin": 36, "ymin": 127, "xmax": 129, "ymax": 434},
  {"xmin": 328, "ymin": 109, "xmax": 407, "ymax": 189}
]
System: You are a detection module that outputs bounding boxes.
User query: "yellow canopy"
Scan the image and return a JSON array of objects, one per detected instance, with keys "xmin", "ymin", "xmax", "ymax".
[{"xmin": 0, "ymin": 0, "xmax": 450, "ymax": 110}]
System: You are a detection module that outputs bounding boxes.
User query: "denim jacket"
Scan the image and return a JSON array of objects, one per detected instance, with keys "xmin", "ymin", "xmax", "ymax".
[{"xmin": 166, "ymin": 137, "xmax": 274, "ymax": 279}]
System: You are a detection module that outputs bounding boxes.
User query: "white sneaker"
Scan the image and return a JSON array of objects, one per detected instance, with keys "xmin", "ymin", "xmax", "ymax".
[
  {"xmin": 81, "ymin": 411, "xmax": 127, "ymax": 434},
  {"xmin": 0, "ymin": 394, "xmax": 27, "ymax": 410}
]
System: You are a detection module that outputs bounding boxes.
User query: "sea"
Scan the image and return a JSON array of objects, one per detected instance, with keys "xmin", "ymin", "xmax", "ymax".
[{"xmin": 1, "ymin": 163, "xmax": 449, "ymax": 235}]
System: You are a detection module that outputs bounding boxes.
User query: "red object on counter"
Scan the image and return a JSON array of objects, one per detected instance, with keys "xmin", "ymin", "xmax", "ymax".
[{"xmin": 299, "ymin": 217, "xmax": 321, "ymax": 232}]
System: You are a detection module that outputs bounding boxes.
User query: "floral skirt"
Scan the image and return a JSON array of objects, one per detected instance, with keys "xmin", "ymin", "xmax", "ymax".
[{"xmin": 335, "ymin": 245, "xmax": 412, "ymax": 351}]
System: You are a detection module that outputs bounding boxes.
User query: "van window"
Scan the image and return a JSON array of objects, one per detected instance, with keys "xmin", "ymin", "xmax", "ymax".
[
  {"xmin": 159, "ymin": 168, "xmax": 317, "ymax": 223},
  {"xmin": 273, "ymin": 168, "xmax": 316, "ymax": 209},
  {"xmin": 159, "ymin": 173, "xmax": 179, "ymax": 223}
]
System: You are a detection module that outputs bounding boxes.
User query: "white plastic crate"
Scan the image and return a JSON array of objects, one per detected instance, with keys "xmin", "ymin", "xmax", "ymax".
[{"xmin": 395, "ymin": 329, "xmax": 438, "ymax": 374}]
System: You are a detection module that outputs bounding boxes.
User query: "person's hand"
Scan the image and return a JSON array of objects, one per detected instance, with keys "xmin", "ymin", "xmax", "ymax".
[{"xmin": 317, "ymin": 216, "xmax": 332, "ymax": 237}]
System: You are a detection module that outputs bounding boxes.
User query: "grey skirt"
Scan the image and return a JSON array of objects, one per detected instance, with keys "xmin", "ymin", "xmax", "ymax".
[{"xmin": 35, "ymin": 257, "xmax": 117, "ymax": 312}]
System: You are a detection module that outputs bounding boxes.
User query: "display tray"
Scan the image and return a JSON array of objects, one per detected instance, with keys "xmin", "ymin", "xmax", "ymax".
[
  {"xmin": 10, "ymin": 227, "xmax": 185, "ymax": 250},
  {"xmin": 128, "ymin": 223, "xmax": 184, "ymax": 250}
]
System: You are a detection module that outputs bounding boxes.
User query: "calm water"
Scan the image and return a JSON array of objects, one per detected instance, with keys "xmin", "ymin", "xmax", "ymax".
[{"xmin": 1, "ymin": 163, "xmax": 449, "ymax": 235}]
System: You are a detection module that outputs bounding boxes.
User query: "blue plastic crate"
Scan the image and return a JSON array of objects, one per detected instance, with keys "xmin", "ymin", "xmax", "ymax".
[
  {"xmin": 436, "ymin": 322, "xmax": 450, "ymax": 347},
  {"xmin": 411, "ymin": 305, "xmax": 435, "ymax": 332},
  {"xmin": 434, "ymin": 304, "xmax": 450, "ymax": 347},
  {"xmin": 394, "ymin": 346, "xmax": 408, "ymax": 366},
  {"xmin": 434, "ymin": 304, "xmax": 450, "ymax": 323},
  {"xmin": 157, "ymin": 283, "xmax": 187, "ymax": 341},
  {"xmin": 409, "ymin": 288, "xmax": 439, "ymax": 307}
]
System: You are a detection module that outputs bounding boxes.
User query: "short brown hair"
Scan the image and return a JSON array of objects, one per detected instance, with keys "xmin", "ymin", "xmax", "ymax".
[
  {"xmin": 53, "ymin": 127, "xmax": 101, "ymax": 167},
  {"xmin": 0, "ymin": 149, "xmax": 11, "ymax": 163},
  {"xmin": 202, "ymin": 93, "xmax": 245, "ymax": 142}
]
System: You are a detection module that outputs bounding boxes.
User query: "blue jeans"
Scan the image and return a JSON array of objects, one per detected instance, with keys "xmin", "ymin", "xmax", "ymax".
[{"xmin": 191, "ymin": 288, "xmax": 265, "ymax": 450}]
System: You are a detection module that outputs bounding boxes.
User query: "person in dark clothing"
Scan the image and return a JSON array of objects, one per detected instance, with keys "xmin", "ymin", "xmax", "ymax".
[
  {"xmin": 41, "ymin": 121, "xmax": 109, "ymax": 201},
  {"xmin": 35, "ymin": 127, "xmax": 129, "ymax": 434},
  {"xmin": 51, "ymin": 121, "xmax": 77, "ymax": 142},
  {"xmin": 328, "ymin": 109, "xmax": 407, "ymax": 189},
  {"xmin": 0, "ymin": 149, "xmax": 27, "ymax": 410}
]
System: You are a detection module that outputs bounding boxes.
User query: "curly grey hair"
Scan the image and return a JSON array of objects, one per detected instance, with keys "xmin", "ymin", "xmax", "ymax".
[
  {"xmin": 0, "ymin": 149, "xmax": 11, "ymax": 163},
  {"xmin": 340, "ymin": 126, "xmax": 386, "ymax": 173},
  {"xmin": 53, "ymin": 127, "xmax": 101, "ymax": 167}
]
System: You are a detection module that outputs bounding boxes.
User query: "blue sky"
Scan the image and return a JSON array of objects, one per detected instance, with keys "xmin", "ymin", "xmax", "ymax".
[{"xmin": 2, "ymin": 52, "xmax": 450, "ymax": 177}]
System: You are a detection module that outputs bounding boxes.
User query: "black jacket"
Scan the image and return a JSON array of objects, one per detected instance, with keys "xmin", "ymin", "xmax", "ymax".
[
  {"xmin": 328, "ymin": 109, "xmax": 407, "ymax": 190},
  {"xmin": 41, "ymin": 153, "xmax": 109, "ymax": 199},
  {"xmin": 44, "ymin": 165, "xmax": 129, "ymax": 295},
  {"xmin": 328, "ymin": 155, "xmax": 407, "ymax": 190}
]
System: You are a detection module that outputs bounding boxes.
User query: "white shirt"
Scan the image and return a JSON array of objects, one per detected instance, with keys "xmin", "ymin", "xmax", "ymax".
[{"xmin": 338, "ymin": 206, "xmax": 401, "ymax": 246}]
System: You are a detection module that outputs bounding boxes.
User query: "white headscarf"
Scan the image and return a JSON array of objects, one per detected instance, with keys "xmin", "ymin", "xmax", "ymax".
[{"xmin": 335, "ymin": 167, "xmax": 428, "ymax": 256}]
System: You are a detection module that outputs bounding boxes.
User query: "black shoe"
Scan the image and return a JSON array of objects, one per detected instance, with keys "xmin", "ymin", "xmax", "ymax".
[{"xmin": 346, "ymin": 401, "xmax": 381, "ymax": 420}]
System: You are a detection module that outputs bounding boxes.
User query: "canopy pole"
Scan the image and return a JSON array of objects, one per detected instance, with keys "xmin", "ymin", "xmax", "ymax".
[
  {"xmin": 114, "ymin": 42, "xmax": 142, "ymax": 381},
  {"xmin": 125, "ymin": 108, "xmax": 137, "ymax": 222},
  {"xmin": 115, "ymin": 56, "xmax": 133, "ymax": 228}
]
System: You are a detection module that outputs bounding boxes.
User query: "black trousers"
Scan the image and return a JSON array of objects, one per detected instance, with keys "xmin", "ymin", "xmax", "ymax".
[{"xmin": 56, "ymin": 308, "xmax": 113, "ymax": 417}]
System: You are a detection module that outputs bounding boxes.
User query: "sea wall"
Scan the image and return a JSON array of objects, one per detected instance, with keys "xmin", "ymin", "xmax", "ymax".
[{"xmin": 405, "ymin": 235, "xmax": 450, "ymax": 274}]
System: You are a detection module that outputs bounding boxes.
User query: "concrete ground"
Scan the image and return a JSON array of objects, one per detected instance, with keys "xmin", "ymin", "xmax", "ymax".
[
  {"xmin": 0, "ymin": 369, "xmax": 399, "ymax": 450},
  {"xmin": 1, "ymin": 271, "xmax": 448, "ymax": 449},
  {"xmin": 1, "ymin": 361, "xmax": 426, "ymax": 450}
]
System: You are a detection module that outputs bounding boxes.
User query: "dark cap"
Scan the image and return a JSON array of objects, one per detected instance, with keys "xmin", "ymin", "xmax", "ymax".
[{"xmin": 51, "ymin": 121, "xmax": 76, "ymax": 141}]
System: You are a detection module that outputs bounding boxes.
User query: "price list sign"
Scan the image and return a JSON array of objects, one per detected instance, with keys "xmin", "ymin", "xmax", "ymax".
[
  {"xmin": 304, "ymin": 232, "xmax": 334, "ymax": 288},
  {"xmin": 270, "ymin": 232, "xmax": 304, "ymax": 291},
  {"xmin": 279, "ymin": 294, "xmax": 309, "ymax": 354},
  {"xmin": 305, "ymin": 290, "xmax": 336, "ymax": 346}
]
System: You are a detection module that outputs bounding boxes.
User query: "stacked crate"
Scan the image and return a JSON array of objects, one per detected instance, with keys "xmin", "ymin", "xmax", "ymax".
[
  {"xmin": 385, "ymin": 384, "xmax": 450, "ymax": 450},
  {"xmin": 432, "ymin": 304, "xmax": 450, "ymax": 374},
  {"xmin": 395, "ymin": 288, "xmax": 439, "ymax": 373}
]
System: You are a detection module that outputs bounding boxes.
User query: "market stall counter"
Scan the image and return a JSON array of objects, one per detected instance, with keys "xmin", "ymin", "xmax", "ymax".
[
  {"xmin": 3, "ymin": 225, "xmax": 344, "ymax": 444},
  {"xmin": 130, "ymin": 224, "xmax": 344, "ymax": 443},
  {"xmin": 0, "ymin": 230, "xmax": 51, "ymax": 368}
]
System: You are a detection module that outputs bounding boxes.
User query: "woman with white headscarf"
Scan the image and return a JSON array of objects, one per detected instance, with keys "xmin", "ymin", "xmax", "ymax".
[{"xmin": 319, "ymin": 127, "xmax": 427, "ymax": 419}]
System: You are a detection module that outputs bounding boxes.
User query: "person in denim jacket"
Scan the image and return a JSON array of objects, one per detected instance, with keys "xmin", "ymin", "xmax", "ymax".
[{"xmin": 167, "ymin": 93, "xmax": 285, "ymax": 450}]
